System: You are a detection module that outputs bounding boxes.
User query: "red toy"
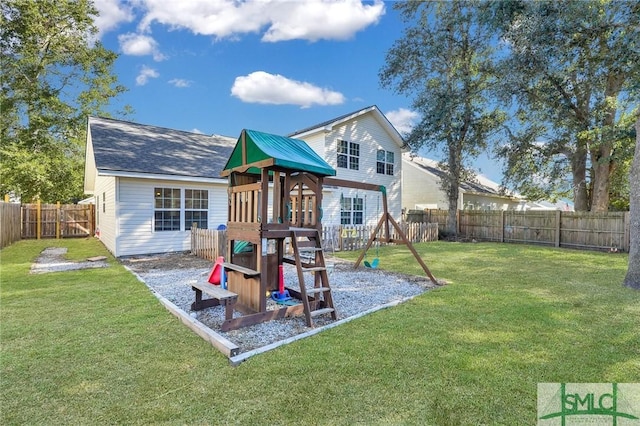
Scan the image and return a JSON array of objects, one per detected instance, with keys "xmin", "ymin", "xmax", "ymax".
[{"xmin": 207, "ymin": 256, "xmax": 225, "ymax": 286}]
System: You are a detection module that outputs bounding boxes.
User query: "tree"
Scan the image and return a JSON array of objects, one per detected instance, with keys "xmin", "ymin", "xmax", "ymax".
[
  {"xmin": 623, "ymin": 113, "xmax": 639, "ymax": 290},
  {"xmin": 486, "ymin": 0, "xmax": 640, "ymax": 212},
  {"xmin": 0, "ymin": 0, "xmax": 127, "ymax": 203},
  {"xmin": 380, "ymin": 0, "xmax": 504, "ymax": 236}
]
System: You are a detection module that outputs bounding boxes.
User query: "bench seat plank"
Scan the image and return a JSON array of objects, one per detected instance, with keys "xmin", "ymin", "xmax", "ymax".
[
  {"xmin": 222, "ymin": 262, "xmax": 260, "ymax": 277},
  {"xmin": 190, "ymin": 282, "xmax": 238, "ymax": 320}
]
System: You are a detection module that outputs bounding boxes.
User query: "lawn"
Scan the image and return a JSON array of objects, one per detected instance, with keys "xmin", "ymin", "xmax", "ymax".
[{"xmin": 1, "ymin": 238, "xmax": 638, "ymax": 425}]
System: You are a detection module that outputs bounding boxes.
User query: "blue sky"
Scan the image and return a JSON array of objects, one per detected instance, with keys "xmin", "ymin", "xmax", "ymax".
[{"xmin": 93, "ymin": 0, "xmax": 503, "ymax": 182}]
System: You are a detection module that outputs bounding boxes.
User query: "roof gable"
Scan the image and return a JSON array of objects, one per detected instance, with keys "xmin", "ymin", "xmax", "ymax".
[
  {"xmin": 87, "ymin": 116, "xmax": 235, "ymax": 180},
  {"xmin": 222, "ymin": 129, "xmax": 335, "ymax": 177},
  {"xmin": 288, "ymin": 105, "xmax": 406, "ymax": 149}
]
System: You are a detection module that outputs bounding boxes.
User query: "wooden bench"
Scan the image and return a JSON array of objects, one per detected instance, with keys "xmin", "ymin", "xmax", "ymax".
[{"xmin": 190, "ymin": 282, "xmax": 238, "ymax": 320}]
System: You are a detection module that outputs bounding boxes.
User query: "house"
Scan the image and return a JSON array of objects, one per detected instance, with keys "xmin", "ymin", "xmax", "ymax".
[
  {"xmin": 84, "ymin": 106, "xmax": 406, "ymax": 257},
  {"xmin": 84, "ymin": 116, "xmax": 235, "ymax": 257},
  {"xmin": 289, "ymin": 105, "xmax": 406, "ymax": 227},
  {"xmin": 402, "ymin": 153, "xmax": 522, "ymax": 211}
]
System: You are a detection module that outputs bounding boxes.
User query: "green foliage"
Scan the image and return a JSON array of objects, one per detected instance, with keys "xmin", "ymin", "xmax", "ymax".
[
  {"xmin": 380, "ymin": 0, "xmax": 505, "ymax": 234},
  {"xmin": 1, "ymin": 239, "xmax": 638, "ymax": 424},
  {"xmin": 0, "ymin": 0, "xmax": 128, "ymax": 203},
  {"xmin": 487, "ymin": 0, "xmax": 640, "ymax": 211}
]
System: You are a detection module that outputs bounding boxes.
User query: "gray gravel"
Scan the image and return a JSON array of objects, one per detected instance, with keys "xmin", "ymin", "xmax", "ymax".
[
  {"xmin": 133, "ymin": 256, "xmax": 440, "ymax": 353},
  {"xmin": 30, "ymin": 247, "xmax": 109, "ymax": 274}
]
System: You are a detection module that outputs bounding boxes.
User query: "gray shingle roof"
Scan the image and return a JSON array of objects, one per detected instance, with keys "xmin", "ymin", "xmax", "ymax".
[
  {"xmin": 88, "ymin": 116, "xmax": 235, "ymax": 179},
  {"xmin": 405, "ymin": 155, "xmax": 504, "ymax": 196}
]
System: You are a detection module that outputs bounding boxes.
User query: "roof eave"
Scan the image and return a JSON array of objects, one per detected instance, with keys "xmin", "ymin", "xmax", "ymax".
[{"xmin": 97, "ymin": 169, "xmax": 229, "ymax": 184}]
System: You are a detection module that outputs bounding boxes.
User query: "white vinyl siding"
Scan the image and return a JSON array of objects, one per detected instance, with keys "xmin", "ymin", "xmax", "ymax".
[
  {"xmin": 94, "ymin": 175, "xmax": 117, "ymax": 255},
  {"xmin": 401, "ymin": 159, "xmax": 451, "ymax": 211},
  {"xmin": 115, "ymin": 178, "xmax": 227, "ymax": 257},
  {"xmin": 311, "ymin": 113, "xmax": 403, "ymax": 225}
]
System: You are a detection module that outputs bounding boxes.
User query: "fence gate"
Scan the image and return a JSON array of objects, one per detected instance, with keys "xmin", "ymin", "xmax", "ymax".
[{"xmin": 21, "ymin": 203, "xmax": 95, "ymax": 239}]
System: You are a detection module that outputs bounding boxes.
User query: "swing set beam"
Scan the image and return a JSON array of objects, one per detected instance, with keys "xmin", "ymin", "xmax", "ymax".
[{"xmin": 323, "ymin": 178, "xmax": 438, "ymax": 285}]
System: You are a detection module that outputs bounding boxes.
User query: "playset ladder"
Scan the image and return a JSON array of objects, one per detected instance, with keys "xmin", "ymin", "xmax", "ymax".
[{"xmin": 290, "ymin": 229, "xmax": 337, "ymax": 327}]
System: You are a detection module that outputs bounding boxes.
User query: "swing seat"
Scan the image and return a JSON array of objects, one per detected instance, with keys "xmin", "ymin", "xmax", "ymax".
[{"xmin": 364, "ymin": 258, "xmax": 379, "ymax": 269}]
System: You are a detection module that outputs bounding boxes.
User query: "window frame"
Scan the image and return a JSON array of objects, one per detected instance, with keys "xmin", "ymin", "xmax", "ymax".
[
  {"xmin": 184, "ymin": 189, "xmax": 209, "ymax": 230},
  {"xmin": 153, "ymin": 187, "xmax": 182, "ymax": 232},
  {"xmin": 340, "ymin": 196, "xmax": 364, "ymax": 225},
  {"xmin": 337, "ymin": 140, "xmax": 360, "ymax": 171},
  {"xmin": 153, "ymin": 188, "xmax": 210, "ymax": 232},
  {"xmin": 376, "ymin": 149, "xmax": 395, "ymax": 176}
]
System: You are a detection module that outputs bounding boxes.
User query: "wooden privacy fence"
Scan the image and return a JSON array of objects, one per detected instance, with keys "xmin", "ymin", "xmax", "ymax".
[
  {"xmin": 21, "ymin": 202, "xmax": 95, "ymax": 239},
  {"xmin": 191, "ymin": 222, "xmax": 439, "ymax": 261},
  {"xmin": 1, "ymin": 202, "xmax": 21, "ymax": 249},
  {"xmin": 191, "ymin": 226, "xmax": 227, "ymax": 261},
  {"xmin": 410, "ymin": 209, "xmax": 630, "ymax": 252}
]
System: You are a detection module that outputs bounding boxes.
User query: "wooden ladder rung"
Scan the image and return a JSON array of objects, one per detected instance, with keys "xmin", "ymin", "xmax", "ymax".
[
  {"xmin": 305, "ymin": 287, "xmax": 331, "ymax": 294},
  {"xmin": 296, "ymin": 247, "xmax": 323, "ymax": 252},
  {"xmin": 310, "ymin": 308, "xmax": 334, "ymax": 317},
  {"xmin": 301, "ymin": 266, "xmax": 326, "ymax": 272}
]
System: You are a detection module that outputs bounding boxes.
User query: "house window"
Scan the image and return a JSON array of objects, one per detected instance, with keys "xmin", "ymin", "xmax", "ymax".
[
  {"xmin": 185, "ymin": 189, "xmax": 208, "ymax": 230},
  {"xmin": 154, "ymin": 187, "xmax": 181, "ymax": 231},
  {"xmin": 337, "ymin": 140, "xmax": 359, "ymax": 170},
  {"xmin": 102, "ymin": 192, "xmax": 106, "ymax": 213},
  {"xmin": 340, "ymin": 197, "xmax": 363, "ymax": 225},
  {"xmin": 376, "ymin": 150, "xmax": 394, "ymax": 175}
]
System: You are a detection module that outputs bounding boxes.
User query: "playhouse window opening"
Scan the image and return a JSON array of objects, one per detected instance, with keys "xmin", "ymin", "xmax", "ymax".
[{"xmin": 337, "ymin": 140, "xmax": 359, "ymax": 170}]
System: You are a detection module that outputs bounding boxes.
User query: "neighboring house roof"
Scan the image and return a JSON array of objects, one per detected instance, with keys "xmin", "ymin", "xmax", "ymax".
[
  {"xmin": 288, "ymin": 105, "xmax": 407, "ymax": 149},
  {"xmin": 402, "ymin": 154, "xmax": 518, "ymax": 199},
  {"xmin": 86, "ymin": 116, "xmax": 235, "ymax": 182},
  {"xmin": 222, "ymin": 129, "xmax": 336, "ymax": 177}
]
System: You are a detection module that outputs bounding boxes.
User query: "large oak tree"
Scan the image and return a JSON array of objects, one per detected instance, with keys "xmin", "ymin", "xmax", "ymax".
[
  {"xmin": 623, "ymin": 114, "xmax": 639, "ymax": 290},
  {"xmin": 487, "ymin": 0, "xmax": 639, "ymax": 212},
  {"xmin": 1, "ymin": 0, "xmax": 127, "ymax": 203},
  {"xmin": 380, "ymin": 0, "xmax": 504, "ymax": 236}
]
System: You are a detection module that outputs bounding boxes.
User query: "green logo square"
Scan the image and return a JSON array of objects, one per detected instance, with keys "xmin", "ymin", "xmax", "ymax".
[{"xmin": 538, "ymin": 383, "xmax": 640, "ymax": 425}]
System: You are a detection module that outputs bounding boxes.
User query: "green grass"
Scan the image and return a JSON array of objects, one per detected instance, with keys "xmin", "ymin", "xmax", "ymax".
[{"xmin": 1, "ymin": 239, "xmax": 638, "ymax": 425}]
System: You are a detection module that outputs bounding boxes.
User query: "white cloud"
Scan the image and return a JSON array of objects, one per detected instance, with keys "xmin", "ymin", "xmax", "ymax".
[
  {"xmin": 262, "ymin": 0, "xmax": 385, "ymax": 42},
  {"xmin": 136, "ymin": 65, "xmax": 159, "ymax": 86},
  {"xmin": 191, "ymin": 128, "xmax": 204, "ymax": 134},
  {"xmin": 385, "ymin": 108, "xmax": 419, "ymax": 135},
  {"xmin": 93, "ymin": 0, "xmax": 134, "ymax": 36},
  {"xmin": 231, "ymin": 71, "xmax": 345, "ymax": 108},
  {"xmin": 169, "ymin": 78, "xmax": 192, "ymax": 88},
  {"xmin": 135, "ymin": 0, "xmax": 384, "ymax": 42},
  {"xmin": 118, "ymin": 33, "xmax": 166, "ymax": 61}
]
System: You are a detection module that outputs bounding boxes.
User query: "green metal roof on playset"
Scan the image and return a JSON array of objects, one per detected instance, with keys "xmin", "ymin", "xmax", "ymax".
[{"xmin": 221, "ymin": 129, "xmax": 336, "ymax": 177}]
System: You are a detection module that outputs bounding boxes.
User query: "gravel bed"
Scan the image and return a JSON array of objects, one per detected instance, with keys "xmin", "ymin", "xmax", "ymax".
[
  {"xmin": 124, "ymin": 254, "xmax": 441, "ymax": 354},
  {"xmin": 30, "ymin": 247, "xmax": 109, "ymax": 274}
]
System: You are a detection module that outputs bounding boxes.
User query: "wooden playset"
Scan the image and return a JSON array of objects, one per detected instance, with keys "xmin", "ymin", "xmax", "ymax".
[{"xmin": 191, "ymin": 129, "xmax": 437, "ymax": 332}]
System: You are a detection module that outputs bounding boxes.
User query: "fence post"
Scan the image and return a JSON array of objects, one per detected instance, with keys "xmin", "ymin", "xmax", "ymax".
[
  {"xmin": 36, "ymin": 199, "xmax": 41, "ymax": 240},
  {"xmin": 500, "ymin": 210, "xmax": 505, "ymax": 243},
  {"xmin": 56, "ymin": 201, "xmax": 61, "ymax": 239},
  {"xmin": 624, "ymin": 211, "xmax": 630, "ymax": 253},
  {"xmin": 554, "ymin": 210, "xmax": 561, "ymax": 248}
]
